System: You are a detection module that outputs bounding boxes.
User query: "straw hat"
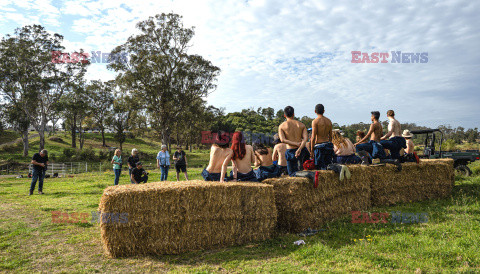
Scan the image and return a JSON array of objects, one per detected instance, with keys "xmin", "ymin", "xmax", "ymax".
[
  {"xmin": 333, "ymin": 129, "xmax": 345, "ymax": 136},
  {"xmin": 402, "ymin": 129, "xmax": 414, "ymax": 138}
]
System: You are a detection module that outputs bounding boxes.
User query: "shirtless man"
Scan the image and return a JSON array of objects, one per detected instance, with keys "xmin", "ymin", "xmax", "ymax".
[
  {"xmin": 278, "ymin": 106, "xmax": 309, "ymax": 176},
  {"xmin": 354, "ymin": 111, "xmax": 386, "ymax": 159},
  {"xmin": 380, "ymin": 110, "xmax": 407, "ymax": 159},
  {"xmin": 310, "ymin": 104, "xmax": 334, "ymax": 170},
  {"xmin": 272, "ymin": 134, "xmax": 287, "ymax": 175},
  {"xmin": 202, "ymin": 131, "xmax": 233, "ymax": 182},
  {"xmin": 230, "ymin": 131, "xmax": 257, "ymax": 181}
]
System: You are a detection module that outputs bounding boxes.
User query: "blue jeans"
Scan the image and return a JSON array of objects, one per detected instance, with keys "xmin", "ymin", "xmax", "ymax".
[
  {"xmin": 285, "ymin": 147, "xmax": 309, "ymax": 176},
  {"xmin": 229, "ymin": 169, "xmax": 258, "ymax": 182},
  {"xmin": 380, "ymin": 137, "xmax": 406, "ymax": 160},
  {"xmin": 254, "ymin": 165, "xmax": 280, "ymax": 181},
  {"xmin": 201, "ymin": 168, "xmax": 224, "ymax": 181},
  {"xmin": 160, "ymin": 165, "xmax": 169, "ymax": 181},
  {"xmin": 356, "ymin": 140, "xmax": 386, "ymax": 159},
  {"xmin": 114, "ymin": 169, "xmax": 121, "ymax": 185},
  {"xmin": 30, "ymin": 169, "xmax": 45, "ymax": 192},
  {"xmin": 335, "ymin": 154, "xmax": 361, "ymax": 164},
  {"xmin": 313, "ymin": 142, "xmax": 334, "ymax": 170}
]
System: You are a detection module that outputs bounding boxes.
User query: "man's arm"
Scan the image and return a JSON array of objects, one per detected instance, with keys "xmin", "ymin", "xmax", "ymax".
[
  {"xmin": 31, "ymin": 160, "xmax": 45, "ymax": 167},
  {"xmin": 381, "ymin": 122, "xmax": 393, "ymax": 140},
  {"xmin": 278, "ymin": 125, "xmax": 301, "ymax": 147},
  {"xmin": 355, "ymin": 124, "xmax": 374, "ymax": 145},
  {"xmin": 220, "ymin": 151, "xmax": 233, "ymax": 183},
  {"xmin": 272, "ymin": 146, "xmax": 279, "ymax": 162},
  {"xmin": 156, "ymin": 159, "xmax": 160, "ymax": 168},
  {"xmin": 310, "ymin": 121, "xmax": 317, "ymax": 156},
  {"xmin": 130, "ymin": 173, "xmax": 138, "ymax": 184},
  {"xmin": 295, "ymin": 126, "xmax": 308, "ymax": 158}
]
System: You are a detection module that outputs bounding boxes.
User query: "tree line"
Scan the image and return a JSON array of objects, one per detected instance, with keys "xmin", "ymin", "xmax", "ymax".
[{"xmin": 0, "ymin": 13, "xmax": 478, "ymax": 158}]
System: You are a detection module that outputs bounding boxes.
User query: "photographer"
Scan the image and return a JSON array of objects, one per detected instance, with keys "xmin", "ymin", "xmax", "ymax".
[
  {"xmin": 29, "ymin": 149, "xmax": 49, "ymax": 195},
  {"xmin": 131, "ymin": 162, "xmax": 148, "ymax": 184},
  {"xmin": 111, "ymin": 149, "xmax": 122, "ymax": 185}
]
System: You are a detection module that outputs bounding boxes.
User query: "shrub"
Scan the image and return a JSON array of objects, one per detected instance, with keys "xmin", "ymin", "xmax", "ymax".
[
  {"xmin": 442, "ymin": 139, "xmax": 456, "ymax": 151},
  {"xmin": 80, "ymin": 148, "xmax": 97, "ymax": 161},
  {"xmin": 63, "ymin": 148, "xmax": 75, "ymax": 158},
  {"xmin": 48, "ymin": 136, "xmax": 64, "ymax": 143},
  {"xmin": 98, "ymin": 150, "xmax": 110, "ymax": 160}
]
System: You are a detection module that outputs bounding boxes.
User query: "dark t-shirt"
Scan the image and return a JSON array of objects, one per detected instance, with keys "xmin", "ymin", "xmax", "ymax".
[
  {"xmin": 128, "ymin": 155, "xmax": 139, "ymax": 169},
  {"xmin": 131, "ymin": 167, "xmax": 145, "ymax": 182},
  {"xmin": 32, "ymin": 153, "xmax": 48, "ymax": 172},
  {"xmin": 174, "ymin": 150, "xmax": 186, "ymax": 165}
]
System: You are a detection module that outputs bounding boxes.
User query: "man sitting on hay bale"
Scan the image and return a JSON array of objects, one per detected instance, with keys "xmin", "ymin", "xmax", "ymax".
[
  {"xmin": 278, "ymin": 106, "xmax": 310, "ymax": 176},
  {"xmin": 202, "ymin": 131, "xmax": 233, "ymax": 183},
  {"xmin": 310, "ymin": 104, "xmax": 334, "ymax": 170},
  {"xmin": 380, "ymin": 110, "xmax": 407, "ymax": 160}
]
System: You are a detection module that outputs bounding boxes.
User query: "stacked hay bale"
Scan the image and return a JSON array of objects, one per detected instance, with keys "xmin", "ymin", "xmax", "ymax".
[
  {"xmin": 262, "ymin": 166, "xmax": 372, "ymax": 233},
  {"xmin": 99, "ymin": 181, "xmax": 277, "ymax": 257},
  {"xmin": 370, "ymin": 159, "xmax": 454, "ymax": 206}
]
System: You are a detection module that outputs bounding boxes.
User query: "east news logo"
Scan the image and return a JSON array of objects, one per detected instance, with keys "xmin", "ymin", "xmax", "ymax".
[{"xmin": 351, "ymin": 51, "xmax": 428, "ymax": 63}]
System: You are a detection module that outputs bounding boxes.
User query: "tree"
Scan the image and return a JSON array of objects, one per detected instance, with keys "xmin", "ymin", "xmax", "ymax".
[
  {"xmin": 3, "ymin": 103, "xmax": 31, "ymax": 156},
  {"xmin": 0, "ymin": 25, "xmax": 88, "ymax": 149},
  {"xmin": 107, "ymin": 95, "xmax": 133, "ymax": 151},
  {"xmin": 109, "ymin": 13, "xmax": 220, "ymax": 149},
  {"xmin": 87, "ymin": 80, "xmax": 114, "ymax": 146}
]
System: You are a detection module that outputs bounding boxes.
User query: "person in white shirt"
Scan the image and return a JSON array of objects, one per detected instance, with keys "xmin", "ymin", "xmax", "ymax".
[{"xmin": 156, "ymin": 145, "xmax": 170, "ymax": 181}]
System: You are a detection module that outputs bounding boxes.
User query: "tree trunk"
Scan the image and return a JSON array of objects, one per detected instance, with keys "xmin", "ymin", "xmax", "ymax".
[
  {"xmin": 71, "ymin": 116, "xmax": 77, "ymax": 148},
  {"xmin": 101, "ymin": 127, "xmax": 106, "ymax": 147},
  {"xmin": 22, "ymin": 129, "xmax": 29, "ymax": 157}
]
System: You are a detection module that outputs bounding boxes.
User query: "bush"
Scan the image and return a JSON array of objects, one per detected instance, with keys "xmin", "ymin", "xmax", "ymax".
[
  {"xmin": 98, "ymin": 150, "xmax": 110, "ymax": 160},
  {"xmin": 79, "ymin": 148, "xmax": 97, "ymax": 161},
  {"xmin": 48, "ymin": 136, "xmax": 64, "ymax": 143},
  {"xmin": 49, "ymin": 153, "xmax": 57, "ymax": 161},
  {"xmin": 442, "ymin": 139, "xmax": 457, "ymax": 151},
  {"xmin": 63, "ymin": 148, "xmax": 75, "ymax": 158}
]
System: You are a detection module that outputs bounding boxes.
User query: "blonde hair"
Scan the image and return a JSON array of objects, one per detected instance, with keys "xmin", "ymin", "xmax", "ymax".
[
  {"xmin": 114, "ymin": 149, "xmax": 121, "ymax": 155},
  {"xmin": 332, "ymin": 131, "xmax": 348, "ymax": 148}
]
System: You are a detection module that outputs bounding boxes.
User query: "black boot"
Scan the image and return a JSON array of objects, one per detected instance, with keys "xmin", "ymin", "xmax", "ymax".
[
  {"xmin": 295, "ymin": 171, "xmax": 320, "ymax": 188},
  {"xmin": 29, "ymin": 190, "xmax": 33, "ymax": 196},
  {"xmin": 380, "ymin": 159, "xmax": 402, "ymax": 172}
]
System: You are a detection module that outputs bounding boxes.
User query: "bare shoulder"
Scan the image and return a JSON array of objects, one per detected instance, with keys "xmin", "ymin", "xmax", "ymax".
[
  {"xmin": 325, "ymin": 116, "xmax": 332, "ymax": 125},
  {"xmin": 296, "ymin": 120, "xmax": 306, "ymax": 129}
]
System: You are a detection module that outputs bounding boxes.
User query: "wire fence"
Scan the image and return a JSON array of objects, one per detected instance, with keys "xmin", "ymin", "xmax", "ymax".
[{"xmin": 1, "ymin": 161, "xmax": 160, "ymax": 176}]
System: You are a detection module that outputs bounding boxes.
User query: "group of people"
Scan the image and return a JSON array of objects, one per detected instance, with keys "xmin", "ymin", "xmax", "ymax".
[
  {"xmin": 202, "ymin": 105, "xmax": 419, "ymax": 184},
  {"xmin": 27, "ymin": 105, "xmax": 419, "ymax": 194},
  {"xmin": 110, "ymin": 146, "xmax": 190, "ymax": 185}
]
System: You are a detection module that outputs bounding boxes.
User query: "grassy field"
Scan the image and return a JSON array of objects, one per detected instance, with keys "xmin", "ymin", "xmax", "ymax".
[{"xmin": 1, "ymin": 163, "xmax": 480, "ymax": 272}]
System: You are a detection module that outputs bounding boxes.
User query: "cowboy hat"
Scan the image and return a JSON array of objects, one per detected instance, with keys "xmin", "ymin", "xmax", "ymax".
[{"xmin": 402, "ymin": 129, "xmax": 414, "ymax": 138}]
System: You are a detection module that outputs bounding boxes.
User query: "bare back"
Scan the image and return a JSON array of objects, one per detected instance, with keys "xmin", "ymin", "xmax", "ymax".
[
  {"xmin": 255, "ymin": 148, "xmax": 273, "ymax": 167},
  {"xmin": 312, "ymin": 116, "xmax": 332, "ymax": 145},
  {"xmin": 279, "ymin": 120, "xmax": 307, "ymax": 149},
  {"xmin": 273, "ymin": 143, "xmax": 287, "ymax": 166},
  {"xmin": 232, "ymin": 145, "xmax": 255, "ymax": 174},
  {"xmin": 370, "ymin": 122, "xmax": 383, "ymax": 142},
  {"xmin": 389, "ymin": 119, "xmax": 402, "ymax": 138},
  {"xmin": 206, "ymin": 145, "xmax": 233, "ymax": 173}
]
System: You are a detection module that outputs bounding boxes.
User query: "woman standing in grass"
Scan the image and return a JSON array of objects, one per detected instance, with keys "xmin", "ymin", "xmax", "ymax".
[
  {"xmin": 157, "ymin": 145, "xmax": 170, "ymax": 181},
  {"xmin": 111, "ymin": 149, "xmax": 122, "ymax": 185}
]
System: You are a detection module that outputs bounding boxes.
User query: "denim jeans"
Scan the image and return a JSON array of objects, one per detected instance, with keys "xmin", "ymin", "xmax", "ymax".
[
  {"xmin": 356, "ymin": 141, "xmax": 386, "ymax": 159},
  {"xmin": 285, "ymin": 147, "xmax": 309, "ymax": 176},
  {"xmin": 380, "ymin": 137, "xmax": 406, "ymax": 159},
  {"xmin": 335, "ymin": 154, "xmax": 362, "ymax": 164},
  {"xmin": 201, "ymin": 168, "xmax": 223, "ymax": 181},
  {"xmin": 313, "ymin": 142, "xmax": 334, "ymax": 170},
  {"xmin": 114, "ymin": 169, "xmax": 121, "ymax": 185},
  {"xmin": 160, "ymin": 165, "xmax": 170, "ymax": 181},
  {"xmin": 30, "ymin": 169, "xmax": 45, "ymax": 192}
]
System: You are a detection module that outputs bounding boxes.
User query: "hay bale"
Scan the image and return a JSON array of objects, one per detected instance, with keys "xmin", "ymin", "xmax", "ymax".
[
  {"xmin": 263, "ymin": 165, "xmax": 372, "ymax": 233},
  {"xmin": 99, "ymin": 180, "xmax": 277, "ymax": 257},
  {"xmin": 370, "ymin": 159, "xmax": 454, "ymax": 206}
]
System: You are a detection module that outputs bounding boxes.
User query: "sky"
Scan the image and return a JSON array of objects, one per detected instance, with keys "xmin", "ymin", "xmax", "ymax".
[{"xmin": 1, "ymin": 0, "xmax": 479, "ymax": 128}]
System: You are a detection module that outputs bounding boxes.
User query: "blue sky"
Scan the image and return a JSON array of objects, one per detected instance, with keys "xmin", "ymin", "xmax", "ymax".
[{"xmin": 1, "ymin": 0, "xmax": 479, "ymax": 128}]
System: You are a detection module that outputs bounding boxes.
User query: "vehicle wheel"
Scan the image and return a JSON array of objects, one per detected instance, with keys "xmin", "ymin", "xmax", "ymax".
[{"xmin": 455, "ymin": 165, "xmax": 472, "ymax": 176}]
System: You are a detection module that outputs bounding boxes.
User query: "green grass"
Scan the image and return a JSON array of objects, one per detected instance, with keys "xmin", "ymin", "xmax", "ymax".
[{"xmin": 1, "ymin": 163, "xmax": 480, "ymax": 272}]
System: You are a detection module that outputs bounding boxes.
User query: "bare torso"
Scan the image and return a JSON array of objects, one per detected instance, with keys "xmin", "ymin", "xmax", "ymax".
[
  {"xmin": 312, "ymin": 116, "xmax": 332, "ymax": 145},
  {"xmin": 405, "ymin": 139, "xmax": 414, "ymax": 154},
  {"xmin": 370, "ymin": 122, "xmax": 383, "ymax": 142},
  {"xmin": 206, "ymin": 145, "xmax": 233, "ymax": 173},
  {"xmin": 388, "ymin": 118, "xmax": 402, "ymax": 138},
  {"xmin": 232, "ymin": 145, "xmax": 255, "ymax": 174},
  {"xmin": 279, "ymin": 120, "xmax": 306, "ymax": 149},
  {"xmin": 334, "ymin": 138, "xmax": 356, "ymax": 156},
  {"xmin": 255, "ymin": 148, "xmax": 273, "ymax": 167},
  {"xmin": 273, "ymin": 143, "xmax": 287, "ymax": 166}
]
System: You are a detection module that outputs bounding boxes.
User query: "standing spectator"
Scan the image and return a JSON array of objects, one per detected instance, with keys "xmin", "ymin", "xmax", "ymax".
[
  {"xmin": 157, "ymin": 145, "xmax": 170, "ymax": 181},
  {"xmin": 111, "ymin": 149, "xmax": 122, "ymax": 185},
  {"xmin": 29, "ymin": 149, "xmax": 49, "ymax": 195},
  {"xmin": 173, "ymin": 145, "xmax": 188, "ymax": 181},
  {"xmin": 131, "ymin": 162, "xmax": 148, "ymax": 184},
  {"xmin": 127, "ymin": 148, "xmax": 139, "ymax": 184}
]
